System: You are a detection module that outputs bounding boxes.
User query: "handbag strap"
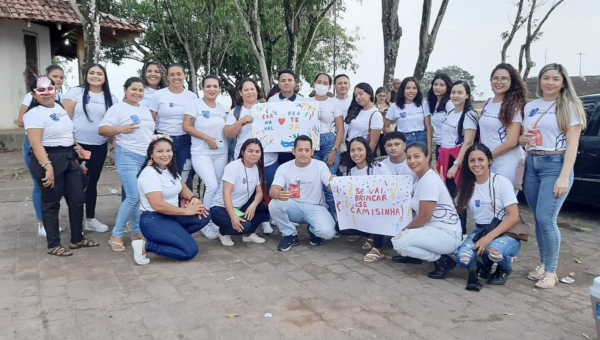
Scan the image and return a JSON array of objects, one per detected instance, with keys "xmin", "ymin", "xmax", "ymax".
[
  {"xmin": 532, "ymin": 102, "xmax": 557, "ymax": 129},
  {"xmin": 489, "ymin": 174, "xmax": 497, "ymax": 219}
]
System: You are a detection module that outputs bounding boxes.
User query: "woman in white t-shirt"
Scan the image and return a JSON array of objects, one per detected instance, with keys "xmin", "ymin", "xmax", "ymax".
[
  {"xmin": 392, "ymin": 142, "xmax": 462, "ymax": 280},
  {"xmin": 455, "ymin": 144, "xmax": 522, "ymax": 291},
  {"xmin": 337, "ymin": 137, "xmax": 393, "ymax": 263},
  {"xmin": 436, "ymin": 81, "xmax": 479, "ymax": 235},
  {"xmin": 99, "ymin": 77, "xmax": 156, "ymax": 252},
  {"xmin": 24, "ymin": 76, "xmax": 100, "ymax": 257},
  {"xmin": 479, "ymin": 63, "xmax": 527, "ymax": 189},
  {"xmin": 140, "ymin": 62, "xmax": 166, "ymax": 109},
  {"xmin": 210, "ymin": 139, "xmax": 270, "ymax": 246},
  {"xmin": 344, "ymin": 83, "xmax": 383, "ymax": 167},
  {"xmin": 384, "ymin": 77, "xmax": 432, "ymax": 152},
  {"xmin": 183, "ymin": 75, "xmax": 228, "ymax": 239},
  {"xmin": 134, "ymin": 136, "xmax": 211, "ymax": 265},
  {"xmin": 64, "ymin": 64, "xmax": 118, "ymax": 233},
  {"xmin": 425, "ymin": 73, "xmax": 454, "ymax": 159},
  {"xmin": 17, "ymin": 65, "xmax": 65, "ymax": 237},
  {"xmin": 518, "ymin": 64, "xmax": 587, "ymax": 289},
  {"xmin": 148, "ymin": 64, "xmax": 199, "ymax": 189},
  {"xmin": 308, "ymin": 73, "xmax": 344, "ymax": 218}
]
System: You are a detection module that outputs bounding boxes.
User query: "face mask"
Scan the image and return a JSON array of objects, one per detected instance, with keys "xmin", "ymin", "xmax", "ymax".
[{"xmin": 314, "ymin": 84, "xmax": 329, "ymax": 97}]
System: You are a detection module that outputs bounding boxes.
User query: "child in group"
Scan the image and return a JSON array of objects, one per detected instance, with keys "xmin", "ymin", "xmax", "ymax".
[{"xmin": 380, "ymin": 131, "xmax": 418, "ymax": 185}]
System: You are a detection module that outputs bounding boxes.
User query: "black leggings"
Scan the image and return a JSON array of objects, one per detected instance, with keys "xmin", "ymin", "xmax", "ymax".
[
  {"xmin": 336, "ymin": 224, "xmax": 384, "ymax": 248},
  {"xmin": 79, "ymin": 143, "xmax": 107, "ymax": 219},
  {"xmin": 446, "ymin": 155, "xmax": 467, "ymax": 235}
]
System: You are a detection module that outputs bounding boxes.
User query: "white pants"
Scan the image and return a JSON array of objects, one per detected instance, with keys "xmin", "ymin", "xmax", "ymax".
[
  {"xmin": 492, "ymin": 149, "xmax": 524, "ymax": 194},
  {"xmin": 392, "ymin": 225, "xmax": 462, "ymax": 262},
  {"xmin": 191, "ymin": 153, "xmax": 228, "ymax": 208}
]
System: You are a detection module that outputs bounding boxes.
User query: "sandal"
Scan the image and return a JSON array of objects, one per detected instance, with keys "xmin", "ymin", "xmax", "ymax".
[
  {"xmin": 346, "ymin": 236, "xmax": 361, "ymax": 243},
  {"xmin": 527, "ymin": 264, "xmax": 545, "ymax": 281},
  {"xmin": 47, "ymin": 246, "xmax": 73, "ymax": 257},
  {"xmin": 69, "ymin": 238, "xmax": 100, "ymax": 249},
  {"xmin": 361, "ymin": 238, "xmax": 374, "ymax": 250},
  {"xmin": 108, "ymin": 238, "xmax": 126, "ymax": 252},
  {"xmin": 363, "ymin": 248, "xmax": 383, "ymax": 263},
  {"xmin": 535, "ymin": 273, "xmax": 558, "ymax": 289}
]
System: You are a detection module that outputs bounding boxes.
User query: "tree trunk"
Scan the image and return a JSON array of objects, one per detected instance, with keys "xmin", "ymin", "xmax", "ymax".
[
  {"xmin": 283, "ymin": 0, "xmax": 300, "ymax": 72},
  {"xmin": 412, "ymin": 0, "xmax": 449, "ymax": 81},
  {"xmin": 500, "ymin": 0, "xmax": 525, "ymax": 64},
  {"xmin": 163, "ymin": 0, "xmax": 198, "ymax": 93},
  {"xmin": 296, "ymin": 0, "xmax": 337, "ymax": 80},
  {"xmin": 71, "ymin": 0, "xmax": 100, "ymax": 72},
  {"xmin": 381, "ymin": 0, "xmax": 402, "ymax": 90}
]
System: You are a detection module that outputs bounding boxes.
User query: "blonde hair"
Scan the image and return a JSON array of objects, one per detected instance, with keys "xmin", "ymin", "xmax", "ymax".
[{"xmin": 536, "ymin": 64, "xmax": 587, "ymax": 133}]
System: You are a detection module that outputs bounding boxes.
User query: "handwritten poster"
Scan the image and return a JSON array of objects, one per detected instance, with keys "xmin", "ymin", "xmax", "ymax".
[
  {"xmin": 251, "ymin": 102, "xmax": 320, "ymax": 152},
  {"xmin": 331, "ymin": 175, "xmax": 413, "ymax": 236}
]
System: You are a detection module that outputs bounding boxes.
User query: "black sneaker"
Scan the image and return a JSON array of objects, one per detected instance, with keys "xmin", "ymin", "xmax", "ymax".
[
  {"xmin": 427, "ymin": 255, "xmax": 456, "ymax": 280},
  {"xmin": 392, "ymin": 255, "xmax": 423, "ymax": 264},
  {"xmin": 277, "ymin": 235, "xmax": 300, "ymax": 252},
  {"xmin": 487, "ymin": 268, "xmax": 511, "ymax": 285},
  {"xmin": 307, "ymin": 225, "xmax": 322, "ymax": 246}
]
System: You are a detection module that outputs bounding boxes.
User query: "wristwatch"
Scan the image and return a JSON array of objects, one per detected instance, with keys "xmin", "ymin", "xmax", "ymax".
[
  {"xmin": 333, "ymin": 146, "xmax": 339, "ymax": 151},
  {"xmin": 453, "ymin": 161, "xmax": 460, "ymax": 166}
]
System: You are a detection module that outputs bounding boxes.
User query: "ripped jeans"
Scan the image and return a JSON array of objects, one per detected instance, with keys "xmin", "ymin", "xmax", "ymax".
[{"xmin": 456, "ymin": 224, "xmax": 521, "ymax": 271}]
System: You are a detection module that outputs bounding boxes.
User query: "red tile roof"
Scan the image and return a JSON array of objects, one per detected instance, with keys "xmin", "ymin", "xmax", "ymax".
[{"xmin": 0, "ymin": 0, "xmax": 142, "ymax": 32}]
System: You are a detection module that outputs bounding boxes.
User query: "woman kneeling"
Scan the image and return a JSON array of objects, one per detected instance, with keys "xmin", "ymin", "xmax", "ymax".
[
  {"xmin": 455, "ymin": 144, "xmax": 522, "ymax": 291},
  {"xmin": 134, "ymin": 135, "xmax": 211, "ymax": 265}
]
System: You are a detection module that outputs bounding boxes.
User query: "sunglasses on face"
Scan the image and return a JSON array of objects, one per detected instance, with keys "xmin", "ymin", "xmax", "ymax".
[{"xmin": 33, "ymin": 85, "xmax": 56, "ymax": 95}]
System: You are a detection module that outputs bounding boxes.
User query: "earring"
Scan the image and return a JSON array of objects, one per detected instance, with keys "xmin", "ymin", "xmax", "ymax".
[{"xmin": 147, "ymin": 159, "xmax": 153, "ymax": 166}]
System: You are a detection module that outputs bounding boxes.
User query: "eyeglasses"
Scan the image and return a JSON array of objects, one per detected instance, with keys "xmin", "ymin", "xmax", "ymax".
[
  {"xmin": 491, "ymin": 77, "xmax": 510, "ymax": 84},
  {"xmin": 33, "ymin": 85, "xmax": 56, "ymax": 95}
]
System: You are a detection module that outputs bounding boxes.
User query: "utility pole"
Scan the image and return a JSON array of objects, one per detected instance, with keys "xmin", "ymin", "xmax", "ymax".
[
  {"xmin": 544, "ymin": 49, "xmax": 549, "ymax": 64},
  {"xmin": 575, "ymin": 52, "xmax": 587, "ymax": 80}
]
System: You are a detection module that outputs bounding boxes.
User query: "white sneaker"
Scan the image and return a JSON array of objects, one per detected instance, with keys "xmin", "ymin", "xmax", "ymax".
[
  {"xmin": 261, "ymin": 222, "xmax": 273, "ymax": 234},
  {"xmin": 84, "ymin": 219, "xmax": 109, "ymax": 232},
  {"xmin": 132, "ymin": 239, "xmax": 150, "ymax": 265},
  {"xmin": 243, "ymin": 233, "xmax": 266, "ymax": 244},
  {"xmin": 38, "ymin": 223, "xmax": 46, "ymax": 237},
  {"xmin": 201, "ymin": 222, "xmax": 219, "ymax": 240},
  {"xmin": 218, "ymin": 233, "xmax": 235, "ymax": 246}
]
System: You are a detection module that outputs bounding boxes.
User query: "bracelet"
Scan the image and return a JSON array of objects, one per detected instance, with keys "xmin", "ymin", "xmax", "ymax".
[{"xmin": 40, "ymin": 161, "xmax": 52, "ymax": 168}]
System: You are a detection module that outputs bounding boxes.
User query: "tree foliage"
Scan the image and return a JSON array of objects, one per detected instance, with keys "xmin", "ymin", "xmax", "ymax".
[{"xmin": 420, "ymin": 65, "xmax": 476, "ymax": 94}]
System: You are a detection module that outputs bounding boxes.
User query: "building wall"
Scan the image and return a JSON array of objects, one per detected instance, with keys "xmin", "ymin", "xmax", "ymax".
[{"xmin": 0, "ymin": 20, "xmax": 52, "ymax": 129}]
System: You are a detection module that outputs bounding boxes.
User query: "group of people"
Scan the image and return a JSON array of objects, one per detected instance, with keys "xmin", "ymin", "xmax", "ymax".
[{"xmin": 18, "ymin": 60, "xmax": 586, "ymax": 290}]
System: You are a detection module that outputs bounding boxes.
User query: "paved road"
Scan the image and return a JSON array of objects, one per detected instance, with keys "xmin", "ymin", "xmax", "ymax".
[{"xmin": 0, "ymin": 150, "xmax": 598, "ymax": 340}]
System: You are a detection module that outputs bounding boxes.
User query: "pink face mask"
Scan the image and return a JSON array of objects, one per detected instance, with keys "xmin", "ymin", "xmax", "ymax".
[{"xmin": 33, "ymin": 77, "xmax": 56, "ymax": 95}]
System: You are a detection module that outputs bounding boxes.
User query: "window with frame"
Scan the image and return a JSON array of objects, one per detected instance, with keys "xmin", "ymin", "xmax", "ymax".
[{"xmin": 23, "ymin": 32, "xmax": 39, "ymax": 87}]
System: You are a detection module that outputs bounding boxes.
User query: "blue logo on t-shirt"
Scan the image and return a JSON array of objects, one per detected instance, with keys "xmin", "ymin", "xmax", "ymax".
[
  {"xmin": 169, "ymin": 102, "xmax": 174, "ymax": 108},
  {"xmin": 400, "ymin": 112, "xmax": 407, "ymax": 118},
  {"xmin": 475, "ymin": 200, "xmax": 481, "ymax": 208},
  {"xmin": 50, "ymin": 113, "xmax": 60, "ymax": 122},
  {"xmin": 202, "ymin": 111, "xmax": 210, "ymax": 119},
  {"xmin": 130, "ymin": 115, "xmax": 141, "ymax": 124},
  {"xmin": 242, "ymin": 178, "xmax": 247, "ymax": 184},
  {"xmin": 528, "ymin": 108, "xmax": 539, "ymax": 117}
]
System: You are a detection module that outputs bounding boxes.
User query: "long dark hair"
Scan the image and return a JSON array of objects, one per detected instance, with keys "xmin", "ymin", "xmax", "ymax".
[
  {"xmin": 27, "ymin": 77, "xmax": 62, "ymax": 112},
  {"xmin": 141, "ymin": 61, "xmax": 166, "ymax": 89},
  {"xmin": 348, "ymin": 137, "xmax": 380, "ymax": 175},
  {"xmin": 453, "ymin": 81, "xmax": 478, "ymax": 145},
  {"xmin": 455, "ymin": 143, "xmax": 493, "ymax": 213},
  {"xmin": 395, "ymin": 77, "xmax": 423, "ymax": 109},
  {"xmin": 427, "ymin": 73, "xmax": 453, "ymax": 114},
  {"xmin": 236, "ymin": 78, "xmax": 264, "ymax": 104},
  {"xmin": 345, "ymin": 83, "xmax": 374, "ymax": 124},
  {"xmin": 490, "ymin": 63, "xmax": 528, "ymax": 126},
  {"xmin": 80, "ymin": 63, "xmax": 113, "ymax": 122},
  {"xmin": 138, "ymin": 137, "xmax": 179, "ymax": 179},
  {"xmin": 238, "ymin": 138, "xmax": 268, "ymax": 204}
]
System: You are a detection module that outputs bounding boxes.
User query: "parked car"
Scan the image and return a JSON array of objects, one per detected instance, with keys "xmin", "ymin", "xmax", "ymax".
[{"xmin": 570, "ymin": 94, "xmax": 600, "ymax": 206}]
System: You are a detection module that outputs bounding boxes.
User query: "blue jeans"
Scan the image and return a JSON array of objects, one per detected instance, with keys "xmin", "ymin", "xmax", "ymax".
[
  {"xmin": 313, "ymin": 132, "xmax": 340, "ymax": 218},
  {"xmin": 269, "ymin": 199, "xmax": 336, "ymax": 240},
  {"xmin": 23, "ymin": 135, "xmax": 43, "ymax": 221},
  {"xmin": 523, "ymin": 153, "xmax": 573, "ymax": 273},
  {"xmin": 113, "ymin": 146, "xmax": 145, "ymax": 237},
  {"xmin": 140, "ymin": 212, "xmax": 210, "ymax": 261},
  {"xmin": 171, "ymin": 134, "xmax": 195, "ymax": 189},
  {"xmin": 456, "ymin": 224, "xmax": 521, "ymax": 271},
  {"xmin": 210, "ymin": 195, "xmax": 268, "ymax": 236},
  {"xmin": 404, "ymin": 130, "xmax": 427, "ymax": 147}
]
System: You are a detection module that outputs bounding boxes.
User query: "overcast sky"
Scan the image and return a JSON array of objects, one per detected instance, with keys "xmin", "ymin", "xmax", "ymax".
[{"xmin": 67, "ymin": 0, "xmax": 600, "ymax": 105}]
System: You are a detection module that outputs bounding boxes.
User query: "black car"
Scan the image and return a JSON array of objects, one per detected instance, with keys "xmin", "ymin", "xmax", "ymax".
[{"xmin": 570, "ymin": 94, "xmax": 600, "ymax": 206}]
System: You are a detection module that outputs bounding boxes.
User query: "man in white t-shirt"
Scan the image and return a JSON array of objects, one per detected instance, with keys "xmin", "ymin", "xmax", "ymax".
[
  {"xmin": 380, "ymin": 131, "xmax": 418, "ymax": 185},
  {"xmin": 269, "ymin": 135, "xmax": 337, "ymax": 251}
]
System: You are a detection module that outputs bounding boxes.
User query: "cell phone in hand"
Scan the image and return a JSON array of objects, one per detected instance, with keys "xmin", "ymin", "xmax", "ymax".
[{"xmin": 80, "ymin": 150, "xmax": 91, "ymax": 160}]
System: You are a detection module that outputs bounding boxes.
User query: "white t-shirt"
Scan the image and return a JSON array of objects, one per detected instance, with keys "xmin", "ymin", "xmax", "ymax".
[
  {"xmin": 140, "ymin": 87, "xmax": 157, "ymax": 109},
  {"xmin": 380, "ymin": 157, "xmax": 417, "ymax": 184},
  {"xmin": 349, "ymin": 162, "xmax": 393, "ymax": 176},
  {"xmin": 411, "ymin": 169, "xmax": 461, "ymax": 233},
  {"xmin": 333, "ymin": 96, "xmax": 353, "ymax": 120},
  {"xmin": 99, "ymin": 102, "xmax": 156, "ymax": 156},
  {"xmin": 211, "ymin": 159, "xmax": 260, "ymax": 209},
  {"xmin": 138, "ymin": 166, "xmax": 182, "ymax": 212},
  {"xmin": 386, "ymin": 102, "xmax": 430, "ymax": 133},
  {"xmin": 149, "ymin": 88, "xmax": 198, "ymax": 136},
  {"xmin": 65, "ymin": 87, "xmax": 118, "ymax": 145},
  {"xmin": 225, "ymin": 106, "xmax": 278, "ymax": 166},
  {"xmin": 468, "ymin": 174, "xmax": 518, "ymax": 225},
  {"xmin": 522, "ymin": 99, "xmax": 581, "ymax": 152},
  {"xmin": 22, "ymin": 92, "xmax": 63, "ymax": 106},
  {"xmin": 307, "ymin": 97, "xmax": 342, "ymax": 134},
  {"xmin": 441, "ymin": 109, "xmax": 478, "ymax": 148},
  {"xmin": 184, "ymin": 99, "xmax": 228, "ymax": 156},
  {"xmin": 432, "ymin": 101, "xmax": 454, "ymax": 145},
  {"xmin": 479, "ymin": 100, "xmax": 523, "ymax": 152},
  {"xmin": 273, "ymin": 159, "xmax": 332, "ymax": 205},
  {"xmin": 346, "ymin": 107, "xmax": 384, "ymax": 141},
  {"xmin": 267, "ymin": 93, "xmax": 307, "ymax": 103},
  {"xmin": 23, "ymin": 104, "xmax": 74, "ymax": 147}
]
